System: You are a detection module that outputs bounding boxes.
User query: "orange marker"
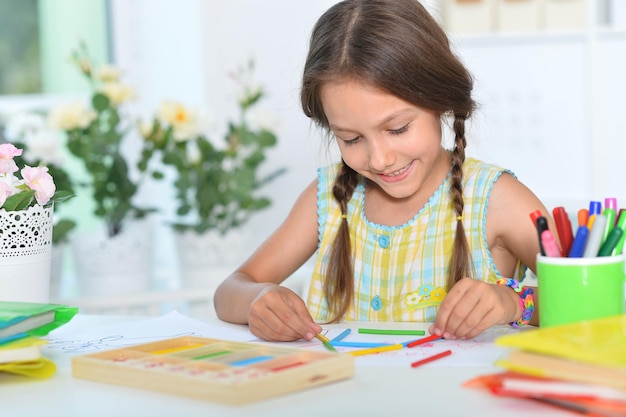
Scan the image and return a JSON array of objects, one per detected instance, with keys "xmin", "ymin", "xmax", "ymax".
[{"xmin": 577, "ymin": 208, "xmax": 589, "ymax": 228}]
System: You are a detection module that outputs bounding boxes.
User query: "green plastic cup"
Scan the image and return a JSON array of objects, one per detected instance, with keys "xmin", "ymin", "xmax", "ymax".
[{"xmin": 536, "ymin": 254, "xmax": 626, "ymax": 328}]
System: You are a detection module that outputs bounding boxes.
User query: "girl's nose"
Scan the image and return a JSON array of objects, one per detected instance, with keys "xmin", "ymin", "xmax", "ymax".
[{"xmin": 367, "ymin": 137, "xmax": 395, "ymax": 172}]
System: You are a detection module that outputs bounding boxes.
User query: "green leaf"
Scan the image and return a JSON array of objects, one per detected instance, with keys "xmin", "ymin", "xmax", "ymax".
[
  {"xmin": 52, "ymin": 219, "xmax": 77, "ymax": 244},
  {"xmin": 51, "ymin": 190, "xmax": 75, "ymax": 204},
  {"xmin": 1, "ymin": 190, "xmax": 36, "ymax": 211},
  {"xmin": 92, "ymin": 93, "xmax": 110, "ymax": 111}
]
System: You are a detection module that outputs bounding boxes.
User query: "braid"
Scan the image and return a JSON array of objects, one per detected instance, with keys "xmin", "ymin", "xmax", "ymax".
[
  {"xmin": 324, "ymin": 161, "xmax": 359, "ymax": 323},
  {"xmin": 447, "ymin": 113, "xmax": 472, "ymax": 290}
]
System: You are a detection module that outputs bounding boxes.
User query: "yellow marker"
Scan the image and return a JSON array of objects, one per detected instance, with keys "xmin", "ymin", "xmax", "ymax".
[
  {"xmin": 314, "ymin": 333, "xmax": 330, "ymax": 343},
  {"xmin": 348, "ymin": 343, "xmax": 404, "ymax": 357},
  {"xmin": 150, "ymin": 343, "xmax": 204, "ymax": 355}
]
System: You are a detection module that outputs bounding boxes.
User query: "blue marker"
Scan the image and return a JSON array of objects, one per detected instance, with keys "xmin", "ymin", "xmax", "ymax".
[
  {"xmin": 568, "ymin": 226, "xmax": 589, "ymax": 257},
  {"xmin": 589, "ymin": 201, "xmax": 602, "ymax": 216},
  {"xmin": 229, "ymin": 355, "xmax": 274, "ymax": 367},
  {"xmin": 330, "ymin": 328, "xmax": 352, "ymax": 343}
]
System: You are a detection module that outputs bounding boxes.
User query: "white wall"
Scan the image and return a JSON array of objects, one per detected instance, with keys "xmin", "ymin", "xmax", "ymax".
[
  {"xmin": 109, "ymin": 0, "xmax": 626, "ymax": 280},
  {"xmin": 109, "ymin": 0, "xmax": 340, "ymax": 279}
]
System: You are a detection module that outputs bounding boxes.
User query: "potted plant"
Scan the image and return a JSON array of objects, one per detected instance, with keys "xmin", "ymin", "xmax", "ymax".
[
  {"xmin": 47, "ymin": 44, "xmax": 155, "ymax": 296},
  {"xmin": 2, "ymin": 111, "xmax": 77, "ymax": 298},
  {"xmin": 139, "ymin": 61, "xmax": 286, "ymax": 287},
  {"xmin": 0, "ymin": 142, "xmax": 73, "ymax": 302}
]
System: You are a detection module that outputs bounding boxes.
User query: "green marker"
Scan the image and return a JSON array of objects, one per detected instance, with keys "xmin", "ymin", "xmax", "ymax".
[
  {"xmin": 613, "ymin": 210, "xmax": 626, "ymax": 255},
  {"xmin": 357, "ymin": 328, "xmax": 425, "ymax": 336},
  {"xmin": 598, "ymin": 227, "xmax": 624, "ymax": 256}
]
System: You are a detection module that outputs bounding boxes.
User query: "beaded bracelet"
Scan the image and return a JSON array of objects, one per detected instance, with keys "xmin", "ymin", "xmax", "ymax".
[{"xmin": 495, "ymin": 278, "xmax": 535, "ymax": 328}]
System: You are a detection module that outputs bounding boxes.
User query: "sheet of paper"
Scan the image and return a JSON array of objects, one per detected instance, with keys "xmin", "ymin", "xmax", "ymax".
[
  {"xmin": 323, "ymin": 326, "xmax": 522, "ymax": 368},
  {"xmin": 252, "ymin": 325, "xmax": 527, "ymax": 368},
  {"xmin": 43, "ymin": 311, "xmax": 253, "ymax": 370},
  {"xmin": 43, "ymin": 311, "xmax": 527, "ymax": 371}
]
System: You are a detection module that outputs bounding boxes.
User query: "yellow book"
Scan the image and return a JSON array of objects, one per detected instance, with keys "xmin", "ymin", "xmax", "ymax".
[
  {"xmin": 493, "ymin": 314, "xmax": 626, "ymax": 390},
  {"xmin": 494, "ymin": 314, "xmax": 626, "ymax": 368},
  {"xmin": 0, "ymin": 337, "xmax": 46, "ymax": 364}
]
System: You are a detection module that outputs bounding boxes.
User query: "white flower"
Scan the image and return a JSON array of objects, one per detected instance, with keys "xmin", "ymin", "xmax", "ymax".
[
  {"xmin": 247, "ymin": 107, "xmax": 278, "ymax": 132},
  {"xmin": 101, "ymin": 82, "xmax": 136, "ymax": 106},
  {"xmin": 138, "ymin": 120, "xmax": 154, "ymax": 139},
  {"xmin": 97, "ymin": 64, "xmax": 121, "ymax": 83},
  {"xmin": 4, "ymin": 112, "xmax": 47, "ymax": 142},
  {"xmin": 48, "ymin": 102, "xmax": 96, "ymax": 130},
  {"xmin": 158, "ymin": 101, "xmax": 201, "ymax": 141},
  {"xmin": 185, "ymin": 140, "xmax": 201, "ymax": 164},
  {"xmin": 22, "ymin": 129, "xmax": 65, "ymax": 166},
  {"xmin": 0, "ymin": 174, "xmax": 20, "ymax": 201}
]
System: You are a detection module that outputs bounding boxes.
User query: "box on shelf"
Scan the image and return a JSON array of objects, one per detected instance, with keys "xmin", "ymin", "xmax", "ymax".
[
  {"xmin": 545, "ymin": 0, "xmax": 586, "ymax": 29},
  {"xmin": 441, "ymin": 0, "xmax": 497, "ymax": 34},
  {"xmin": 496, "ymin": 0, "xmax": 545, "ymax": 32}
]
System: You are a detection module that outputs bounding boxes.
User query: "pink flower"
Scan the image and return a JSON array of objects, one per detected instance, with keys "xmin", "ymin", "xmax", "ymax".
[
  {"xmin": 0, "ymin": 181, "xmax": 12, "ymax": 207},
  {"xmin": 0, "ymin": 143, "xmax": 23, "ymax": 174},
  {"xmin": 21, "ymin": 166, "xmax": 56, "ymax": 205}
]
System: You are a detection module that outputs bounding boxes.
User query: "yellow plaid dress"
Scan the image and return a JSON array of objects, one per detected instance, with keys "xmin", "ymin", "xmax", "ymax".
[{"xmin": 305, "ymin": 158, "xmax": 525, "ymax": 322}]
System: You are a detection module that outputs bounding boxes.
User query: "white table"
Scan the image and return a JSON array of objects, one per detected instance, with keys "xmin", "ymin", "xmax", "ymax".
[{"xmin": 0, "ymin": 314, "xmax": 573, "ymax": 417}]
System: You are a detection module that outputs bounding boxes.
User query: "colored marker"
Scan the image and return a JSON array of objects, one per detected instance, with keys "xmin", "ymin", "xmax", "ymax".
[
  {"xmin": 613, "ymin": 210, "xmax": 626, "ymax": 255},
  {"xmin": 321, "ymin": 341, "xmax": 337, "ymax": 352},
  {"xmin": 314, "ymin": 333, "xmax": 330, "ymax": 343},
  {"xmin": 348, "ymin": 343, "xmax": 404, "ymax": 357},
  {"xmin": 357, "ymin": 328, "xmax": 425, "ymax": 336},
  {"xmin": 150, "ymin": 343, "xmax": 204, "ymax": 355},
  {"xmin": 192, "ymin": 350, "xmax": 232, "ymax": 360},
  {"xmin": 598, "ymin": 227, "xmax": 623, "ymax": 257},
  {"xmin": 605, "ymin": 198, "xmax": 617, "ymax": 212},
  {"xmin": 535, "ymin": 216, "xmax": 549, "ymax": 256},
  {"xmin": 552, "ymin": 207, "xmax": 573, "ymax": 256},
  {"xmin": 577, "ymin": 209, "xmax": 589, "ymax": 228},
  {"xmin": 568, "ymin": 226, "xmax": 589, "ymax": 258},
  {"xmin": 230, "ymin": 355, "xmax": 274, "ymax": 366},
  {"xmin": 589, "ymin": 200, "xmax": 602, "ymax": 216},
  {"xmin": 529, "ymin": 209, "xmax": 542, "ymax": 225},
  {"xmin": 602, "ymin": 207, "xmax": 616, "ymax": 243},
  {"xmin": 330, "ymin": 328, "xmax": 352, "ymax": 343},
  {"xmin": 406, "ymin": 334, "xmax": 443, "ymax": 348},
  {"xmin": 410, "ymin": 349, "xmax": 452, "ymax": 368},
  {"xmin": 271, "ymin": 361, "xmax": 306, "ymax": 372},
  {"xmin": 583, "ymin": 214, "xmax": 606, "ymax": 257},
  {"xmin": 331, "ymin": 341, "xmax": 393, "ymax": 348},
  {"xmin": 541, "ymin": 230, "xmax": 561, "ymax": 257}
]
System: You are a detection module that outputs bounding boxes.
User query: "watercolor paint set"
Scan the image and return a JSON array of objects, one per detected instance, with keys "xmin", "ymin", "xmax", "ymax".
[{"xmin": 71, "ymin": 336, "xmax": 354, "ymax": 404}]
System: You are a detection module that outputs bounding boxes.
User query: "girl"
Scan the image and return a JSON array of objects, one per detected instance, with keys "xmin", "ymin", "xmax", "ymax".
[{"xmin": 214, "ymin": 0, "xmax": 555, "ymax": 342}]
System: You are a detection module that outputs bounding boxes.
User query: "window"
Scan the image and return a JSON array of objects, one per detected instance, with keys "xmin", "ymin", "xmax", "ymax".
[{"xmin": 0, "ymin": 0, "xmax": 111, "ymax": 99}]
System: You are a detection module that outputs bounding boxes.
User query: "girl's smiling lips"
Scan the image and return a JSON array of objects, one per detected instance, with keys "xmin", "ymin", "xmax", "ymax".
[{"xmin": 376, "ymin": 161, "xmax": 414, "ymax": 183}]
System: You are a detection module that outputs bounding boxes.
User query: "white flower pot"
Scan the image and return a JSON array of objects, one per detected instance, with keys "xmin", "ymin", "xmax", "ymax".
[
  {"xmin": 71, "ymin": 219, "xmax": 153, "ymax": 297},
  {"xmin": 0, "ymin": 205, "xmax": 53, "ymax": 303},
  {"xmin": 174, "ymin": 229, "xmax": 248, "ymax": 289}
]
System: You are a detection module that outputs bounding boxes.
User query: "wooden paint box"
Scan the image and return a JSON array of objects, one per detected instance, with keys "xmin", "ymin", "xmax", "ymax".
[{"xmin": 72, "ymin": 336, "xmax": 355, "ymax": 405}]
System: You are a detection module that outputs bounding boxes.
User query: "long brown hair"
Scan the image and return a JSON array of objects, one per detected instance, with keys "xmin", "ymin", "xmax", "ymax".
[{"xmin": 301, "ymin": 0, "xmax": 475, "ymax": 322}]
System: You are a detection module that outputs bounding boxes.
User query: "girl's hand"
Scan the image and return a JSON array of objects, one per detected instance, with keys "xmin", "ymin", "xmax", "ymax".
[
  {"xmin": 247, "ymin": 285, "xmax": 322, "ymax": 342},
  {"xmin": 429, "ymin": 278, "xmax": 520, "ymax": 340}
]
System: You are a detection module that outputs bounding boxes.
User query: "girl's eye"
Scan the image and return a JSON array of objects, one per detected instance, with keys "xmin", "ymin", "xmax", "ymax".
[
  {"xmin": 389, "ymin": 124, "xmax": 409, "ymax": 135},
  {"xmin": 340, "ymin": 136, "xmax": 360, "ymax": 146}
]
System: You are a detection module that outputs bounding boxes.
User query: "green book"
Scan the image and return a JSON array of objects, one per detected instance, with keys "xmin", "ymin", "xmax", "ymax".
[{"xmin": 0, "ymin": 301, "xmax": 78, "ymax": 344}]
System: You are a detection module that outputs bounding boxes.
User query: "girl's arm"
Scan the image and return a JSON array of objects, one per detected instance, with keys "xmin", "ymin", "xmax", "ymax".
[
  {"xmin": 431, "ymin": 172, "xmax": 555, "ymax": 338},
  {"xmin": 213, "ymin": 180, "xmax": 321, "ymax": 341}
]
